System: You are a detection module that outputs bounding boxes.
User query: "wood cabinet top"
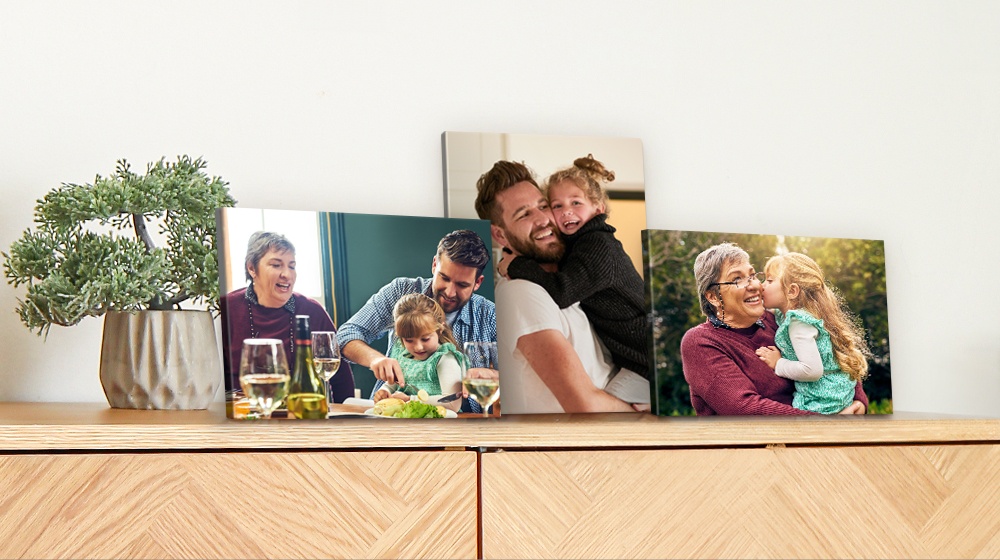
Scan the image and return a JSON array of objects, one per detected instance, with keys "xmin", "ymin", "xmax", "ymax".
[{"xmin": 1, "ymin": 403, "xmax": 997, "ymax": 451}]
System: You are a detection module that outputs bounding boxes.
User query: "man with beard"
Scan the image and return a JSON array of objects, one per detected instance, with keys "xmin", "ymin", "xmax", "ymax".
[
  {"xmin": 475, "ymin": 161, "xmax": 635, "ymax": 413},
  {"xmin": 337, "ymin": 229, "xmax": 496, "ymax": 408}
]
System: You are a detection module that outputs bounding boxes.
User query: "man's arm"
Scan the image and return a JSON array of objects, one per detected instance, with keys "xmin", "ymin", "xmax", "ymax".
[
  {"xmin": 342, "ymin": 339, "xmax": 404, "ymax": 386},
  {"xmin": 341, "ymin": 339, "xmax": 385, "ymax": 369},
  {"xmin": 517, "ymin": 329, "xmax": 634, "ymax": 413},
  {"xmin": 337, "ymin": 278, "xmax": 416, "ymax": 386},
  {"xmin": 336, "ymin": 282, "xmax": 399, "ymax": 352}
]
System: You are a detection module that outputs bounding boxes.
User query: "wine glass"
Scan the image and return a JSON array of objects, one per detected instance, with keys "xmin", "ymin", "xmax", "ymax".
[
  {"xmin": 462, "ymin": 341, "xmax": 500, "ymax": 418},
  {"xmin": 311, "ymin": 331, "xmax": 341, "ymax": 409},
  {"xmin": 239, "ymin": 338, "xmax": 290, "ymax": 419}
]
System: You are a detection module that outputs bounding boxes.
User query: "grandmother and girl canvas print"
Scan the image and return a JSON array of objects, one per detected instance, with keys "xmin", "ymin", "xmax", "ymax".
[{"xmin": 643, "ymin": 230, "xmax": 892, "ymax": 416}]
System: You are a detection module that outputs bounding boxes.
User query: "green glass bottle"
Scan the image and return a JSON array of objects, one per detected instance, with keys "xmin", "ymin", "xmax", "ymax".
[{"xmin": 286, "ymin": 315, "xmax": 329, "ymax": 419}]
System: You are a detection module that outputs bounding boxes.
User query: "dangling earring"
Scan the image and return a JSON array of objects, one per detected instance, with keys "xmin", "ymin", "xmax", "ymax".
[{"xmin": 715, "ymin": 287, "xmax": 725, "ymax": 324}]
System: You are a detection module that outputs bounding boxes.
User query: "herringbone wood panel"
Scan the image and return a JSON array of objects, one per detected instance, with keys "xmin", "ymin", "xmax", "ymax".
[
  {"xmin": 481, "ymin": 445, "xmax": 1000, "ymax": 559},
  {"xmin": 0, "ymin": 451, "xmax": 477, "ymax": 559}
]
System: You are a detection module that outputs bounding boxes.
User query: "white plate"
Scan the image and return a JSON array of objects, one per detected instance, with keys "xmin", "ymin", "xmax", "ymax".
[{"xmin": 364, "ymin": 407, "xmax": 458, "ymax": 419}]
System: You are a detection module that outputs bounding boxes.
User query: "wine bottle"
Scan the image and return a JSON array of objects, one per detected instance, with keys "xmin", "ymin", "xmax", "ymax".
[{"xmin": 287, "ymin": 315, "xmax": 329, "ymax": 419}]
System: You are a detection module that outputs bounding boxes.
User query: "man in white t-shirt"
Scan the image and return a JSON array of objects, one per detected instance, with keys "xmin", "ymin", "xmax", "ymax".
[{"xmin": 474, "ymin": 161, "xmax": 637, "ymax": 413}]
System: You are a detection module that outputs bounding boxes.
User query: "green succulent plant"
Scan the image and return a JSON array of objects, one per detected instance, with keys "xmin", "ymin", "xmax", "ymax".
[{"xmin": 3, "ymin": 156, "xmax": 236, "ymax": 335}]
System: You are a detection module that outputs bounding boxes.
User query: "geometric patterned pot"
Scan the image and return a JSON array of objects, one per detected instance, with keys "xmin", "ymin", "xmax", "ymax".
[{"xmin": 99, "ymin": 310, "xmax": 222, "ymax": 409}]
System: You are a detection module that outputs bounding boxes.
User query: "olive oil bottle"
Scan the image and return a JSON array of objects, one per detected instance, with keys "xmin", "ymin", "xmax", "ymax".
[{"xmin": 286, "ymin": 315, "xmax": 329, "ymax": 419}]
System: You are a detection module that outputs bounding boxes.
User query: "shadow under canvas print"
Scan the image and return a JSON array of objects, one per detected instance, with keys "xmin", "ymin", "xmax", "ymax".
[{"xmin": 643, "ymin": 230, "xmax": 891, "ymax": 417}]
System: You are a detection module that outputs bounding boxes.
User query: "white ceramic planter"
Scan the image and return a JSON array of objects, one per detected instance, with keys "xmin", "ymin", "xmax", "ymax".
[{"xmin": 99, "ymin": 310, "xmax": 221, "ymax": 410}]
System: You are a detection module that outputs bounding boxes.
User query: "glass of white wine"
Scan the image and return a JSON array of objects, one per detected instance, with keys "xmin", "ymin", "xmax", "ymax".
[
  {"xmin": 311, "ymin": 331, "xmax": 341, "ymax": 410},
  {"xmin": 239, "ymin": 338, "xmax": 290, "ymax": 420},
  {"xmin": 462, "ymin": 341, "xmax": 500, "ymax": 418}
]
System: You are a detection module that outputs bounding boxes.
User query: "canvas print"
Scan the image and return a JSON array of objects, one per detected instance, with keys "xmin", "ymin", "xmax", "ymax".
[
  {"xmin": 643, "ymin": 229, "xmax": 892, "ymax": 416},
  {"xmin": 443, "ymin": 132, "xmax": 651, "ymax": 414},
  {"xmin": 217, "ymin": 207, "xmax": 499, "ymax": 419}
]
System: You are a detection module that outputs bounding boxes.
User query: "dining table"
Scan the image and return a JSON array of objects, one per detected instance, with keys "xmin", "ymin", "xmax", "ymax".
[{"xmin": 255, "ymin": 399, "xmax": 499, "ymax": 419}]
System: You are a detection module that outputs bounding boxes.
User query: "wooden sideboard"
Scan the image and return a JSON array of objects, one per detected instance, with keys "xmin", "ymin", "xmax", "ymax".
[{"xmin": 1, "ymin": 403, "xmax": 998, "ymax": 559}]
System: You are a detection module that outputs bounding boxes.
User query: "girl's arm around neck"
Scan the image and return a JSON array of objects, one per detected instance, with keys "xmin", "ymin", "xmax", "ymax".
[{"xmin": 506, "ymin": 229, "xmax": 622, "ymax": 309}]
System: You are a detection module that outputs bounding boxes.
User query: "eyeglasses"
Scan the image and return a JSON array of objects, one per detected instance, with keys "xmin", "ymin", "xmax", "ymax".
[{"xmin": 710, "ymin": 272, "xmax": 766, "ymax": 290}]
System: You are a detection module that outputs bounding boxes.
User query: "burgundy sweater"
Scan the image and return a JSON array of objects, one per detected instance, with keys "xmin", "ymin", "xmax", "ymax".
[
  {"xmin": 220, "ymin": 288, "xmax": 356, "ymax": 403},
  {"xmin": 680, "ymin": 312, "xmax": 867, "ymax": 415}
]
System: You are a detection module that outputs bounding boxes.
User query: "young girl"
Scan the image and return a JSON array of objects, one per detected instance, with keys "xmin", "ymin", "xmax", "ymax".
[
  {"xmin": 754, "ymin": 252, "xmax": 870, "ymax": 414},
  {"xmin": 499, "ymin": 154, "xmax": 650, "ymax": 405},
  {"xmin": 372, "ymin": 293, "xmax": 467, "ymax": 412}
]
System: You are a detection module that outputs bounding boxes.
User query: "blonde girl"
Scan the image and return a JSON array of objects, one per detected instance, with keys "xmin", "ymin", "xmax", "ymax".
[
  {"xmin": 755, "ymin": 252, "xmax": 870, "ymax": 414},
  {"xmin": 373, "ymin": 293, "xmax": 466, "ymax": 411}
]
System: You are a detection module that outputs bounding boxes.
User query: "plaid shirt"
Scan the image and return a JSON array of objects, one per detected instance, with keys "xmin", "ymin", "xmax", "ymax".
[{"xmin": 337, "ymin": 277, "xmax": 497, "ymax": 404}]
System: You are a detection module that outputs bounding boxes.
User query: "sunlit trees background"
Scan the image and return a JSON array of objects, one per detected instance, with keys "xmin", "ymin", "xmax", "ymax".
[{"xmin": 643, "ymin": 230, "xmax": 891, "ymax": 416}]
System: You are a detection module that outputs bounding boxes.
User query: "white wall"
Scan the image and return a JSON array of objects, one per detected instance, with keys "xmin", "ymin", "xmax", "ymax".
[{"xmin": 1, "ymin": 1, "xmax": 997, "ymax": 417}]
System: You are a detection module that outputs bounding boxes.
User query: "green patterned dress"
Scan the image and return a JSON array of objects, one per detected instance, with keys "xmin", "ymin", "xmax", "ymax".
[
  {"xmin": 773, "ymin": 310, "xmax": 855, "ymax": 414},
  {"xmin": 386, "ymin": 339, "xmax": 467, "ymax": 396}
]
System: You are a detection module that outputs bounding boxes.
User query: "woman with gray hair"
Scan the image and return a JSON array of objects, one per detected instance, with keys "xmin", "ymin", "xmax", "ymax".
[
  {"xmin": 220, "ymin": 231, "xmax": 355, "ymax": 404},
  {"xmin": 679, "ymin": 242, "xmax": 866, "ymax": 415}
]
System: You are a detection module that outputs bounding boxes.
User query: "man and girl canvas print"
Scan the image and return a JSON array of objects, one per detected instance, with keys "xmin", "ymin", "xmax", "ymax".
[{"xmin": 444, "ymin": 132, "xmax": 653, "ymax": 414}]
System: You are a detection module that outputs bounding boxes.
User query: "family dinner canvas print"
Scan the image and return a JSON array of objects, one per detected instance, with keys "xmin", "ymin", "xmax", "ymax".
[
  {"xmin": 217, "ymin": 207, "xmax": 500, "ymax": 419},
  {"xmin": 643, "ymin": 229, "xmax": 892, "ymax": 417},
  {"xmin": 443, "ymin": 132, "xmax": 652, "ymax": 414}
]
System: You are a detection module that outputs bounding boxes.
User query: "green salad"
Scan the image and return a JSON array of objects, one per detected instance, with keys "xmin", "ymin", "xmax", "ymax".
[{"xmin": 393, "ymin": 400, "xmax": 444, "ymax": 418}]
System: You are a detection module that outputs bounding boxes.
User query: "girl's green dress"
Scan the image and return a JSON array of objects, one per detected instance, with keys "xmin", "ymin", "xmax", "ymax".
[
  {"xmin": 387, "ymin": 339, "xmax": 466, "ymax": 396},
  {"xmin": 773, "ymin": 309, "xmax": 855, "ymax": 414}
]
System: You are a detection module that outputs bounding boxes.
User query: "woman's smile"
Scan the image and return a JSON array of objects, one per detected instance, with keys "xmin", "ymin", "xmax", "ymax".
[
  {"xmin": 715, "ymin": 260, "xmax": 765, "ymax": 328},
  {"xmin": 250, "ymin": 249, "xmax": 297, "ymax": 308},
  {"xmin": 739, "ymin": 288, "xmax": 764, "ymax": 315}
]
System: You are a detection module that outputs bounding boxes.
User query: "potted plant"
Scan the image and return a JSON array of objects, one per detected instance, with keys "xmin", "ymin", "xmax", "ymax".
[{"xmin": 2, "ymin": 156, "xmax": 236, "ymax": 409}]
